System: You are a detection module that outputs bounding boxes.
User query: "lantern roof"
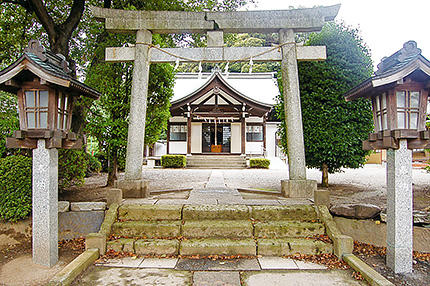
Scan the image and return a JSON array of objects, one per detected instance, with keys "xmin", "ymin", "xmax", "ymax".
[
  {"xmin": 345, "ymin": 41, "xmax": 430, "ymax": 101},
  {"xmin": 0, "ymin": 40, "xmax": 100, "ymax": 99}
]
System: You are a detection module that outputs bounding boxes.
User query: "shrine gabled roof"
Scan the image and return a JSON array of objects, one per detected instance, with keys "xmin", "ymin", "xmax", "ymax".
[
  {"xmin": 0, "ymin": 40, "xmax": 100, "ymax": 99},
  {"xmin": 345, "ymin": 41, "xmax": 430, "ymax": 101},
  {"xmin": 172, "ymin": 71, "xmax": 278, "ymax": 107}
]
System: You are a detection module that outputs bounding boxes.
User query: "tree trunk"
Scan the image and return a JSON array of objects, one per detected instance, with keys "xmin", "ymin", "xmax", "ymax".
[
  {"xmin": 106, "ymin": 153, "xmax": 118, "ymax": 186},
  {"xmin": 321, "ymin": 163, "xmax": 329, "ymax": 188}
]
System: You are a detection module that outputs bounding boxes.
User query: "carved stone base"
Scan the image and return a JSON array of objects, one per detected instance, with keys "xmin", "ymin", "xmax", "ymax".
[
  {"xmin": 281, "ymin": 179, "xmax": 316, "ymax": 198},
  {"xmin": 114, "ymin": 179, "xmax": 149, "ymax": 198}
]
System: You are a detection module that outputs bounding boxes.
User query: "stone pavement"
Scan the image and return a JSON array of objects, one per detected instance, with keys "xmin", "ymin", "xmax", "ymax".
[
  {"xmin": 78, "ymin": 257, "xmax": 366, "ymax": 285},
  {"xmin": 124, "ymin": 170, "xmax": 312, "ymax": 206}
]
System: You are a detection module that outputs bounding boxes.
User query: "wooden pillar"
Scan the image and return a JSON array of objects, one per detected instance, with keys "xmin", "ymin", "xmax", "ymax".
[
  {"xmin": 241, "ymin": 117, "xmax": 246, "ymax": 155},
  {"xmin": 263, "ymin": 116, "xmax": 267, "ymax": 154},
  {"xmin": 187, "ymin": 116, "xmax": 192, "ymax": 154},
  {"xmin": 166, "ymin": 122, "xmax": 170, "ymax": 154}
]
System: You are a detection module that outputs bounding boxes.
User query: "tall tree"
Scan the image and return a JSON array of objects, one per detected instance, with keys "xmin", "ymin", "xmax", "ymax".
[{"xmin": 277, "ymin": 22, "xmax": 374, "ymax": 187}]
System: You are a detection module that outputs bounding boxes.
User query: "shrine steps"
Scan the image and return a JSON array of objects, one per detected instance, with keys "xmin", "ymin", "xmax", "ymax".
[
  {"xmin": 106, "ymin": 204, "xmax": 333, "ymax": 256},
  {"xmin": 186, "ymin": 155, "xmax": 246, "ymax": 169}
]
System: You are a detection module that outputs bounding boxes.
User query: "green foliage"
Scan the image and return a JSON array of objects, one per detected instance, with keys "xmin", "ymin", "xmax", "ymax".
[
  {"xmin": 249, "ymin": 158, "xmax": 270, "ymax": 169},
  {"xmin": 0, "ymin": 155, "xmax": 32, "ymax": 222},
  {"xmin": 0, "ymin": 92, "xmax": 19, "ymax": 157},
  {"xmin": 58, "ymin": 149, "xmax": 89, "ymax": 191},
  {"xmin": 161, "ymin": 155, "xmax": 186, "ymax": 168},
  {"xmin": 277, "ymin": 22, "xmax": 374, "ymax": 176},
  {"xmin": 84, "ymin": 152, "xmax": 102, "ymax": 177}
]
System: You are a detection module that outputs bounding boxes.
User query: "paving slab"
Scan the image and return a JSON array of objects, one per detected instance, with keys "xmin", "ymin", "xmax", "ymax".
[
  {"xmin": 79, "ymin": 267, "xmax": 192, "ymax": 286},
  {"xmin": 95, "ymin": 257, "xmax": 143, "ymax": 268},
  {"xmin": 155, "ymin": 199, "xmax": 189, "ymax": 205},
  {"xmin": 193, "ymin": 271, "xmax": 241, "ymax": 286},
  {"xmin": 139, "ymin": 258, "xmax": 178, "ymax": 269},
  {"xmin": 277, "ymin": 199, "xmax": 313, "ymax": 205},
  {"xmin": 295, "ymin": 260, "xmax": 327, "ymax": 270},
  {"xmin": 242, "ymin": 270, "xmax": 367, "ymax": 286},
  {"xmin": 243, "ymin": 199, "xmax": 281, "ymax": 205},
  {"xmin": 176, "ymin": 258, "xmax": 261, "ymax": 271},
  {"xmin": 258, "ymin": 257, "xmax": 298, "ymax": 270}
]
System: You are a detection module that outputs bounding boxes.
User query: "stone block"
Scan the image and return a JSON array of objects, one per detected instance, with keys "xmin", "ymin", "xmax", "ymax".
[
  {"xmin": 59, "ymin": 211, "xmax": 105, "ymax": 240},
  {"xmin": 254, "ymin": 221, "xmax": 325, "ymax": 238},
  {"xmin": 107, "ymin": 239, "xmax": 123, "ymax": 252},
  {"xmin": 99, "ymin": 204, "xmax": 119, "ymax": 236},
  {"xmin": 118, "ymin": 204, "xmax": 182, "ymax": 221},
  {"xmin": 182, "ymin": 205, "xmax": 250, "ymax": 220},
  {"xmin": 180, "ymin": 238, "xmax": 256, "ymax": 256},
  {"xmin": 47, "ymin": 249, "xmax": 99, "ymax": 286},
  {"xmin": 106, "ymin": 188, "xmax": 123, "ymax": 206},
  {"xmin": 86, "ymin": 233, "xmax": 106, "ymax": 255},
  {"xmin": 111, "ymin": 221, "xmax": 181, "ymax": 238},
  {"xmin": 330, "ymin": 204, "xmax": 381, "ymax": 219},
  {"xmin": 251, "ymin": 205, "xmax": 317, "ymax": 221},
  {"xmin": 314, "ymin": 190, "xmax": 330, "ymax": 207},
  {"xmin": 281, "ymin": 179, "xmax": 316, "ymax": 198},
  {"xmin": 182, "ymin": 220, "xmax": 253, "ymax": 238},
  {"xmin": 135, "ymin": 239, "xmax": 179, "ymax": 256},
  {"xmin": 58, "ymin": 201, "xmax": 70, "ymax": 212},
  {"xmin": 257, "ymin": 239, "xmax": 332, "ymax": 256},
  {"xmin": 114, "ymin": 179, "xmax": 149, "ymax": 198},
  {"xmin": 207, "ymin": 30, "xmax": 224, "ymax": 47},
  {"xmin": 70, "ymin": 202, "xmax": 107, "ymax": 212},
  {"xmin": 333, "ymin": 234, "xmax": 353, "ymax": 258},
  {"xmin": 343, "ymin": 254, "xmax": 395, "ymax": 286}
]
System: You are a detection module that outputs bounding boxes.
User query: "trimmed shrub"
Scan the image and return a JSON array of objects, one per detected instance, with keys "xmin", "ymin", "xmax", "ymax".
[
  {"xmin": 58, "ymin": 149, "xmax": 89, "ymax": 191},
  {"xmin": 0, "ymin": 155, "xmax": 32, "ymax": 222},
  {"xmin": 161, "ymin": 154, "xmax": 186, "ymax": 168},
  {"xmin": 250, "ymin": 158, "xmax": 270, "ymax": 169}
]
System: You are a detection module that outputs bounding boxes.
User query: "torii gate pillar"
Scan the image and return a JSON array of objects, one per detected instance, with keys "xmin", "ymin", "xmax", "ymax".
[
  {"xmin": 279, "ymin": 29, "xmax": 316, "ymax": 197},
  {"xmin": 114, "ymin": 29, "xmax": 152, "ymax": 198}
]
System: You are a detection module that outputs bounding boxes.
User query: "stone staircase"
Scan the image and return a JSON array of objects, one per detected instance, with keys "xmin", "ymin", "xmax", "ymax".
[
  {"xmin": 107, "ymin": 204, "xmax": 333, "ymax": 257},
  {"xmin": 186, "ymin": 155, "xmax": 246, "ymax": 169}
]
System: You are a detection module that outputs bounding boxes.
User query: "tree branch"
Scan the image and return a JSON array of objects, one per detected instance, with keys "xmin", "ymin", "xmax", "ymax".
[
  {"xmin": 27, "ymin": 0, "xmax": 56, "ymax": 41},
  {"xmin": 60, "ymin": 0, "xmax": 85, "ymax": 40}
]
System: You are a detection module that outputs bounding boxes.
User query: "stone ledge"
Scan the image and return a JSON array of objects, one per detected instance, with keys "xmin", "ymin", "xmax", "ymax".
[
  {"xmin": 70, "ymin": 202, "xmax": 107, "ymax": 212},
  {"xmin": 47, "ymin": 248, "xmax": 99, "ymax": 286},
  {"xmin": 180, "ymin": 238, "xmax": 256, "ymax": 256},
  {"xmin": 343, "ymin": 254, "xmax": 394, "ymax": 286}
]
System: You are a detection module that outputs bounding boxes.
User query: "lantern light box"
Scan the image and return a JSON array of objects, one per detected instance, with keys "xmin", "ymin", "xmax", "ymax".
[
  {"xmin": 345, "ymin": 40, "xmax": 430, "ymax": 150},
  {"xmin": 0, "ymin": 40, "xmax": 100, "ymax": 149}
]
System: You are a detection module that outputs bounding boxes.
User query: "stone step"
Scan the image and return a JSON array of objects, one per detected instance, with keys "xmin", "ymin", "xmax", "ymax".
[
  {"xmin": 251, "ymin": 205, "xmax": 318, "ymax": 221},
  {"xmin": 182, "ymin": 205, "xmax": 250, "ymax": 220},
  {"xmin": 182, "ymin": 220, "xmax": 253, "ymax": 238},
  {"xmin": 257, "ymin": 238, "xmax": 333, "ymax": 256},
  {"xmin": 111, "ymin": 221, "xmax": 181, "ymax": 238},
  {"xmin": 180, "ymin": 238, "xmax": 256, "ymax": 256},
  {"xmin": 107, "ymin": 238, "xmax": 179, "ymax": 256},
  {"xmin": 118, "ymin": 204, "xmax": 182, "ymax": 221},
  {"xmin": 254, "ymin": 221, "xmax": 325, "ymax": 238}
]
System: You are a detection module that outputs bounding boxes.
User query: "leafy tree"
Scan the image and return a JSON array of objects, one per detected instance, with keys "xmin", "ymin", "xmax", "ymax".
[
  {"xmin": 277, "ymin": 22, "xmax": 374, "ymax": 187},
  {"xmin": 0, "ymin": 92, "xmax": 20, "ymax": 158}
]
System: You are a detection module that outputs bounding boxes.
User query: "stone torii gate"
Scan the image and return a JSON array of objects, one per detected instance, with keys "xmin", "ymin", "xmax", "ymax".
[{"xmin": 91, "ymin": 5, "xmax": 340, "ymax": 197}]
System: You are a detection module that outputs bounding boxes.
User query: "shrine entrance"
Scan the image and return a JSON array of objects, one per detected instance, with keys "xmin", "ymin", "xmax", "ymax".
[
  {"xmin": 202, "ymin": 123, "xmax": 231, "ymax": 153},
  {"xmin": 91, "ymin": 4, "xmax": 340, "ymax": 197}
]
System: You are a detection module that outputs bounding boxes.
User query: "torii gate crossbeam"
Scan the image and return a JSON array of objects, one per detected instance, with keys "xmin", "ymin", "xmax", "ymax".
[{"xmin": 91, "ymin": 5, "xmax": 340, "ymax": 198}]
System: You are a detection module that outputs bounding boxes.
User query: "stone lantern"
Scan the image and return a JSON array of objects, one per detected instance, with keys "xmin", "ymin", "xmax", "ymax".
[
  {"xmin": 345, "ymin": 40, "xmax": 430, "ymax": 274},
  {"xmin": 0, "ymin": 40, "xmax": 100, "ymax": 267},
  {"xmin": 0, "ymin": 40, "xmax": 100, "ymax": 149}
]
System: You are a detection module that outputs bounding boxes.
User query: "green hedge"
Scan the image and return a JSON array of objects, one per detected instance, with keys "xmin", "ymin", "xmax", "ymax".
[
  {"xmin": 84, "ymin": 152, "xmax": 102, "ymax": 177},
  {"xmin": 249, "ymin": 158, "xmax": 270, "ymax": 169},
  {"xmin": 0, "ymin": 155, "xmax": 32, "ymax": 222},
  {"xmin": 161, "ymin": 155, "xmax": 186, "ymax": 168}
]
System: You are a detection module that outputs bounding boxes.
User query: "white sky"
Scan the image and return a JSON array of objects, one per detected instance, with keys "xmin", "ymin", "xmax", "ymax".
[{"xmin": 243, "ymin": 0, "xmax": 429, "ymax": 70}]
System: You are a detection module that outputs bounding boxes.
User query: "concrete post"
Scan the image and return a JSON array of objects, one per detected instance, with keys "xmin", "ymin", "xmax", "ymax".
[
  {"xmin": 124, "ymin": 29, "xmax": 152, "ymax": 180},
  {"xmin": 32, "ymin": 139, "xmax": 58, "ymax": 267},
  {"xmin": 279, "ymin": 28, "xmax": 307, "ymax": 180},
  {"xmin": 386, "ymin": 139, "xmax": 413, "ymax": 273}
]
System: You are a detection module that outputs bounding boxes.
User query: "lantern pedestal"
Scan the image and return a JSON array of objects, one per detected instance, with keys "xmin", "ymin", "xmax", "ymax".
[
  {"xmin": 386, "ymin": 139, "xmax": 413, "ymax": 273},
  {"xmin": 32, "ymin": 139, "xmax": 58, "ymax": 267}
]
